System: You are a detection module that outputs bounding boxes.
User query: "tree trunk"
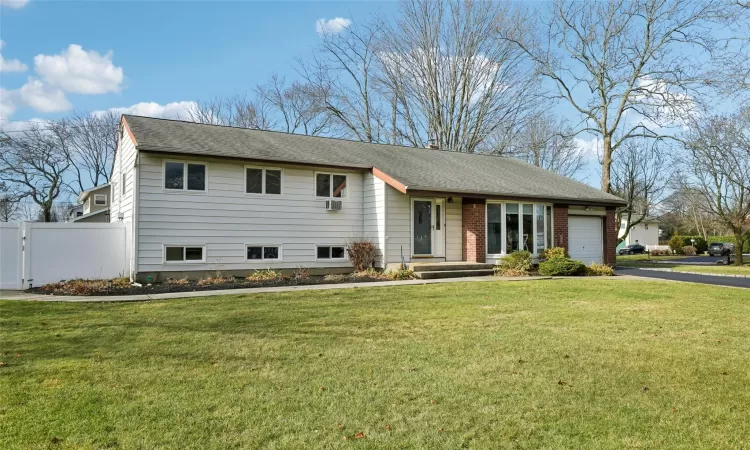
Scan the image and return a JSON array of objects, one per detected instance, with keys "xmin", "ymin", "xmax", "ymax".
[
  {"xmin": 734, "ymin": 233, "xmax": 744, "ymax": 266},
  {"xmin": 600, "ymin": 134, "xmax": 612, "ymax": 193},
  {"xmin": 43, "ymin": 206, "xmax": 52, "ymax": 223}
]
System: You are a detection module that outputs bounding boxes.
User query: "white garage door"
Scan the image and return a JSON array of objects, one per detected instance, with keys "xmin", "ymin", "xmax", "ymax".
[{"xmin": 568, "ymin": 216, "xmax": 603, "ymax": 264}]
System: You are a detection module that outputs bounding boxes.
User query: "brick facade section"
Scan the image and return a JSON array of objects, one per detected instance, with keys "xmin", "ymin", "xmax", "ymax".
[
  {"xmin": 462, "ymin": 198, "xmax": 486, "ymax": 263},
  {"xmin": 553, "ymin": 204, "xmax": 569, "ymax": 254},
  {"xmin": 604, "ymin": 208, "xmax": 618, "ymax": 266}
]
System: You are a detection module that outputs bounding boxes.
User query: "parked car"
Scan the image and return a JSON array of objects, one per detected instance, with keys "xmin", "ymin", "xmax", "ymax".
[
  {"xmin": 708, "ymin": 242, "xmax": 734, "ymax": 257},
  {"xmin": 618, "ymin": 244, "xmax": 646, "ymax": 255}
]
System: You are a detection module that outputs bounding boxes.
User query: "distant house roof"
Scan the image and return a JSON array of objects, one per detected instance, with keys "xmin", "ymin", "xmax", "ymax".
[
  {"xmin": 71, "ymin": 207, "xmax": 109, "ymax": 222},
  {"xmin": 77, "ymin": 183, "xmax": 111, "ymax": 203},
  {"xmin": 123, "ymin": 115, "xmax": 626, "ymax": 206}
]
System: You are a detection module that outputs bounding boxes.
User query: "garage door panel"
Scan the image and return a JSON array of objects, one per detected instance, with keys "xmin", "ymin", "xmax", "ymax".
[{"xmin": 568, "ymin": 216, "xmax": 603, "ymax": 264}]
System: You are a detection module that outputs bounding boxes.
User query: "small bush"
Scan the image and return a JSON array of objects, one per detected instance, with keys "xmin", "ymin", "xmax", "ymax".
[
  {"xmin": 294, "ymin": 266, "xmax": 311, "ymax": 280},
  {"xmin": 495, "ymin": 251, "xmax": 532, "ymax": 276},
  {"xmin": 386, "ymin": 269, "xmax": 416, "ymax": 280},
  {"xmin": 682, "ymin": 245, "xmax": 697, "ymax": 256},
  {"xmin": 585, "ymin": 262, "xmax": 614, "ymax": 276},
  {"xmin": 649, "ymin": 248, "xmax": 672, "ymax": 256},
  {"xmin": 669, "ymin": 235, "xmax": 684, "ymax": 253},
  {"xmin": 346, "ymin": 239, "xmax": 377, "ymax": 272},
  {"xmin": 324, "ymin": 274, "xmax": 351, "ymax": 283},
  {"xmin": 670, "ymin": 235, "xmax": 708, "ymax": 254},
  {"xmin": 353, "ymin": 268, "xmax": 387, "ymax": 279},
  {"xmin": 543, "ymin": 247, "xmax": 567, "ymax": 260},
  {"xmin": 166, "ymin": 277, "xmax": 190, "ymax": 285},
  {"xmin": 39, "ymin": 277, "xmax": 131, "ymax": 295},
  {"xmin": 197, "ymin": 277, "xmax": 230, "ymax": 286},
  {"xmin": 247, "ymin": 269, "xmax": 286, "ymax": 282},
  {"xmin": 538, "ymin": 257, "xmax": 586, "ymax": 276}
]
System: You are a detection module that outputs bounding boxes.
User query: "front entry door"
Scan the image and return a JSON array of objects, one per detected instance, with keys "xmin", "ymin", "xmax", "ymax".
[{"xmin": 413, "ymin": 199, "xmax": 433, "ymax": 255}]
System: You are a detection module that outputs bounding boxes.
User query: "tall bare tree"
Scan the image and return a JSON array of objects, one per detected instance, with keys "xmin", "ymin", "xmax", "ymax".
[
  {"xmin": 506, "ymin": 0, "xmax": 741, "ymax": 193},
  {"xmin": 184, "ymin": 94, "xmax": 275, "ymax": 129},
  {"xmin": 683, "ymin": 111, "xmax": 750, "ymax": 265},
  {"xmin": 63, "ymin": 110, "xmax": 119, "ymax": 196},
  {"xmin": 0, "ymin": 122, "xmax": 72, "ymax": 222},
  {"xmin": 611, "ymin": 140, "xmax": 667, "ymax": 244},
  {"xmin": 0, "ymin": 183, "xmax": 22, "ymax": 222},
  {"xmin": 377, "ymin": 0, "xmax": 538, "ymax": 152},
  {"xmin": 255, "ymin": 75, "xmax": 334, "ymax": 136},
  {"xmin": 301, "ymin": 20, "xmax": 390, "ymax": 143}
]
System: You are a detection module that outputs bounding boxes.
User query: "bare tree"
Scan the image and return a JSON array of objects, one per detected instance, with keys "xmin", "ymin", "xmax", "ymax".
[
  {"xmin": 255, "ymin": 75, "xmax": 334, "ymax": 135},
  {"xmin": 377, "ymin": 0, "xmax": 538, "ymax": 152},
  {"xmin": 506, "ymin": 0, "xmax": 741, "ymax": 193},
  {"xmin": 611, "ymin": 140, "xmax": 668, "ymax": 244},
  {"xmin": 301, "ymin": 20, "xmax": 390, "ymax": 143},
  {"xmin": 184, "ymin": 94, "xmax": 275, "ymax": 129},
  {"xmin": 0, "ymin": 122, "xmax": 71, "ymax": 222},
  {"xmin": 683, "ymin": 111, "xmax": 750, "ymax": 265},
  {"xmin": 63, "ymin": 110, "xmax": 119, "ymax": 196},
  {"xmin": 493, "ymin": 112, "xmax": 587, "ymax": 178},
  {"xmin": 0, "ymin": 183, "xmax": 22, "ymax": 222}
]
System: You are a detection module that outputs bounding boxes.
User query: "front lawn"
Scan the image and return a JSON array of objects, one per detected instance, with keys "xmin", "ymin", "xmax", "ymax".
[
  {"xmin": 671, "ymin": 264, "xmax": 750, "ymax": 276},
  {"xmin": 2, "ymin": 280, "xmax": 749, "ymax": 448}
]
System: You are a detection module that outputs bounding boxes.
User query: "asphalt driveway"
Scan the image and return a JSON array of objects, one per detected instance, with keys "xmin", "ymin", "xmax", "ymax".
[{"xmin": 616, "ymin": 267, "xmax": 750, "ymax": 289}]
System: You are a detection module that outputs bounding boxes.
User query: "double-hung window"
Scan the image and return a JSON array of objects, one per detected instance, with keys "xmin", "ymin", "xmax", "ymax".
[
  {"xmin": 164, "ymin": 161, "xmax": 207, "ymax": 192},
  {"xmin": 245, "ymin": 167, "xmax": 282, "ymax": 195},
  {"xmin": 315, "ymin": 173, "xmax": 347, "ymax": 198},
  {"xmin": 94, "ymin": 194, "xmax": 107, "ymax": 206}
]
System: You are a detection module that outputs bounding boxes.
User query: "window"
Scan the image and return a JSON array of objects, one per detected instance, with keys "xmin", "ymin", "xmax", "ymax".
[
  {"xmin": 506, "ymin": 203, "xmax": 520, "ymax": 253},
  {"xmin": 546, "ymin": 205, "xmax": 553, "ymax": 249},
  {"xmin": 435, "ymin": 204, "xmax": 441, "ymax": 231},
  {"xmin": 535, "ymin": 204, "xmax": 545, "ymax": 254},
  {"xmin": 164, "ymin": 245, "xmax": 205, "ymax": 263},
  {"xmin": 76, "ymin": 211, "xmax": 83, "ymax": 217},
  {"xmin": 247, "ymin": 245, "xmax": 281, "ymax": 261},
  {"xmin": 317, "ymin": 246, "xmax": 346, "ymax": 259},
  {"xmin": 121, "ymin": 173, "xmax": 126, "ymax": 195},
  {"xmin": 487, "ymin": 203, "xmax": 503, "ymax": 254},
  {"xmin": 522, "ymin": 204, "xmax": 534, "ymax": 252},
  {"xmin": 164, "ymin": 161, "xmax": 206, "ymax": 192},
  {"xmin": 315, "ymin": 173, "xmax": 347, "ymax": 198},
  {"xmin": 245, "ymin": 167, "xmax": 282, "ymax": 195},
  {"xmin": 94, "ymin": 194, "xmax": 107, "ymax": 206}
]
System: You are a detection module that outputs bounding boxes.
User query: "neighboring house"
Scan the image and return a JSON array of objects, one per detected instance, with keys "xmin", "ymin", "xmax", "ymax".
[
  {"xmin": 72, "ymin": 183, "xmax": 111, "ymax": 223},
  {"xmin": 112, "ymin": 115, "xmax": 626, "ymax": 282},
  {"xmin": 68, "ymin": 204, "xmax": 84, "ymax": 221},
  {"xmin": 618, "ymin": 217, "xmax": 661, "ymax": 249}
]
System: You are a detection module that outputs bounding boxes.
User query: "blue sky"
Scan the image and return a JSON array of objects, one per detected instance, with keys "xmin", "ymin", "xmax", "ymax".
[{"xmin": 0, "ymin": 0, "xmax": 613, "ymax": 186}]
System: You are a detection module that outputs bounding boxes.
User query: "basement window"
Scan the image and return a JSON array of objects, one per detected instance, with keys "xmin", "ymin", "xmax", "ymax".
[
  {"xmin": 164, "ymin": 245, "xmax": 205, "ymax": 263},
  {"xmin": 247, "ymin": 245, "xmax": 281, "ymax": 261},
  {"xmin": 317, "ymin": 246, "xmax": 346, "ymax": 260}
]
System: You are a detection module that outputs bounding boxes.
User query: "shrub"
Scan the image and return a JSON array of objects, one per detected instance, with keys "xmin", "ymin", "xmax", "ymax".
[
  {"xmin": 669, "ymin": 235, "xmax": 708, "ymax": 254},
  {"xmin": 585, "ymin": 262, "xmax": 614, "ymax": 276},
  {"xmin": 682, "ymin": 245, "xmax": 697, "ymax": 256},
  {"xmin": 386, "ymin": 269, "xmax": 416, "ymax": 280},
  {"xmin": 353, "ymin": 268, "xmax": 387, "ymax": 279},
  {"xmin": 197, "ymin": 277, "xmax": 230, "ymax": 286},
  {"xmin": 542, "ymin": 247, "xmax": 567, "ymax": 260},
  {"xmin": 669, "ymin": 235, "xmax": 685, "ymax": 253},
  {"xmin": 39, "ymin": 277, "xmax": 130, "ymax": 295},
  {"xmin": 649, "ymin": 248, "xmax": 672, "ymax": 256},
  {"xmin": 294, "ymin": 266, "xmax": 311, "ymax": 280},
  {"xmin": 538, "ymin": 257, "xmax": 586, "ymax": 276},
  {"xmin": 324, "ymin": 274, "xmax": 351, "ymax": 283},
  {"xmin": 346, "ymin": 239, "xmax": 377, "ymax": 272},
  {"xmin": 495, "ymin": 251, "xmax": 532, "ymax": 276},
  {"xmin": 166, "ymin": 277, "xmax": 190, "ymax": 285},
  {"xmin": 247, "ymin": 269, "xmax": 286, "ymax": 282}
]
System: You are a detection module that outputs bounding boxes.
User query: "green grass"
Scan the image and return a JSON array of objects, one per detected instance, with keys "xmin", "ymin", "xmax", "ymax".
[
  {"xmin": 671, "ymin": 264, "xmax": 750, "ymax": 276},
  {"xmin": 1, "ymin": 280, "xmax": 749, "ymax": 449}
]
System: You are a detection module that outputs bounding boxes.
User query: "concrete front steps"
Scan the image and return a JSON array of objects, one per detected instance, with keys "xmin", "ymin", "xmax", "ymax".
[{"xmin": 410, "ymin": 262, "xmax": 495, "ymax": 280}]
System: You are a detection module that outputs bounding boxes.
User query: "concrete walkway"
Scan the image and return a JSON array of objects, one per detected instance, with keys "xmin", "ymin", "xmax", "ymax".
[{"xmin": 0, "ymin": 275, "xmax": 551, "ymax": 303}]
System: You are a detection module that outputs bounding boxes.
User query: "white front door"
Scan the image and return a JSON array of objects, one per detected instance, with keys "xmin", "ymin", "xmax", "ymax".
[{"xmin": 568, "ymin": 215, "xmax": 604, "ymax": 264}]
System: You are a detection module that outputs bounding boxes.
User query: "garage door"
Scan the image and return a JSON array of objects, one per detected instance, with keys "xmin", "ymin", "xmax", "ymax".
[{"xmin": 568, "ymin": 216, "xmax": 603, "ymax": 264}]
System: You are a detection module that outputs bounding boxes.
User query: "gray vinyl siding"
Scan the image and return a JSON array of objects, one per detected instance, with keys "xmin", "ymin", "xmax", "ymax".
[
  {"xmin": 136, "ymin": 153, "xmax": 364, "ymax": 273},
  {"xmin": 445, "ymin": 198, "xmax": 462, "ymax": 261},
  {"xmin": 385, "ymin": 185, "xmax": 411, "ymax": 263},
  {"xmin": 363, "ymin": 173, "xmax": 386, "ymax": 268}
]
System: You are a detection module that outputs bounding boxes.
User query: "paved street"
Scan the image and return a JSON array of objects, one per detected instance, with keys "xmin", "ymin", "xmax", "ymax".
[{"xmin": 615, "ymin": 267, "xmax": 750, "ymax": 289}]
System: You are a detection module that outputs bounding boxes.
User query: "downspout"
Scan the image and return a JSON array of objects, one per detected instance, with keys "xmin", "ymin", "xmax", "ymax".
[{"xmin": 132, "ymin": 153, "xmax": 140, "ymax": 281}]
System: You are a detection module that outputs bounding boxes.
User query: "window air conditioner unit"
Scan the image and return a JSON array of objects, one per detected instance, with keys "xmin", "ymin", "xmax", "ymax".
[{"xmin": 326, "ymin": 200, "xmax": 343, "ymax": 211}]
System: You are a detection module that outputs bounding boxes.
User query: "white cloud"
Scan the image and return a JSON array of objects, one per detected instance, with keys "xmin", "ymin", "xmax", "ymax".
[
  {"xmin": 574, "ymin": 137, "xmax": 602, "ymax": 159},
  {"xmin": 315, "ymin": 17, "xmax": 351, "ymax": 34},
  {"xmin": 94, "ymin": 101, "xmax": 197, "ymax": 120},
  {"xmin": 0, "ymin": 88, "xmax": 17, "ymax": 121},
  {"xmin": 0, "ymin": 40, "xmax": 28, "ymax": 72},
  {"xmin": 34, "ymin": 44, "xmax": 124, "ymax": 94},
  {"xmin": 0, "ymin": 0, "xmax": 29, "ymax": 9},
  {"xmin": 17, "ymin": 78, "xmax": 71, "ymax": 112}
]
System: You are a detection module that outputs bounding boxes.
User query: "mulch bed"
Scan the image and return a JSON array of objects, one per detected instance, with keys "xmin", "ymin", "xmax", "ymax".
[{"xmin": 27, "ymin": 275, "xmax": 393, "ymax": 297}]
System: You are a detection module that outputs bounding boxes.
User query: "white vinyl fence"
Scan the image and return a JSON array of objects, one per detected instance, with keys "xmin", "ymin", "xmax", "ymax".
[{"xmin": 0, "ymin": 222, "xmax": 131, "ymax": 290}]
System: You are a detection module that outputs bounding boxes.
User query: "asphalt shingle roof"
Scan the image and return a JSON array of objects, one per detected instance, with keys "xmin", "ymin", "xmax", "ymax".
[{"xmin": 124, "ymin": 115, "xmax": 625, "ymax": 205}]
